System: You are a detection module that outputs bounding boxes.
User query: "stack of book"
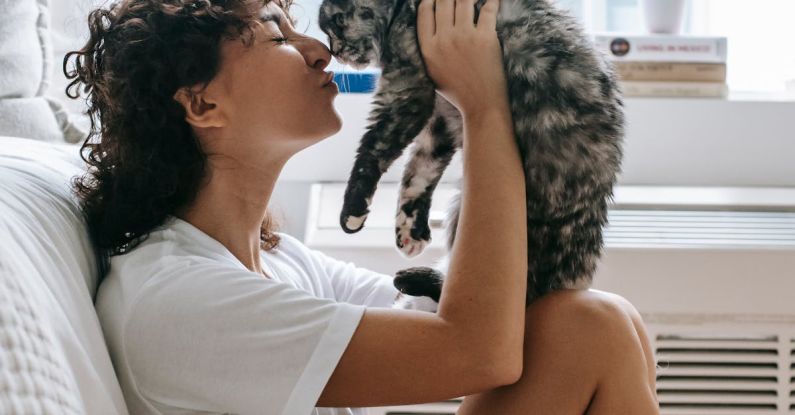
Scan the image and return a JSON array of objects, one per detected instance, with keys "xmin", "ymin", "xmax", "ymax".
[{"xmin": 593, "ymin": 33, "xmax": 729, "ymax": 98}]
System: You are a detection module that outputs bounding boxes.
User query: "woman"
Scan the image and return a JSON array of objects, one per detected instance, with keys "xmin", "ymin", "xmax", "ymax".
[{"xmin": 66, "ymin": 0, "xmax": 659, "ymax": 413}]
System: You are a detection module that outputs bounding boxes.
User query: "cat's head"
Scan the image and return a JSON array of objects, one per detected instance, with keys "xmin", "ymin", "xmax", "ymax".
[{"xmin": 318, "ymin": 0, "xmax": 391, "ymax": 69}]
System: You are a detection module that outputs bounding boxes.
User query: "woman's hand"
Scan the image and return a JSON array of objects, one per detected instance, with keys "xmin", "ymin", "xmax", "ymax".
[{"xmin": 416, "ymin": 0, "xmax": 508, "ymax": 117}]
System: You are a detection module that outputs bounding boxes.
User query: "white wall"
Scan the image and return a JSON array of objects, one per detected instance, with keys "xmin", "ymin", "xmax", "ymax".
[
  {"xmin": 270, "ymin": 182, "xmax": 314, "ymax": 239},
  {"xmin": 270, "ymin": 92, "xmax": 795, "ymax": 240},
  {"xmin": 47, "ymin": 1, "xmax": 795, "ymax": 241}
]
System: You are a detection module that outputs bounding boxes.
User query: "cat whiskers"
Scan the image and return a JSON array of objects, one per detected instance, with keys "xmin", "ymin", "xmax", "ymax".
[{"xmin": 341, "ymin": 63, "xmax": 351, "ymax": 92}]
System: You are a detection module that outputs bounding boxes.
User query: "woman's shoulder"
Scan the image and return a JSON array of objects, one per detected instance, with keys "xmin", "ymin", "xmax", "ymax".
[
  {"xmin": 265, "ymin": 231, "xmax": 322, "ymax": 263},
  {"xmin": 269, "ymin": 231, "xmax": 304, "ymax": 249},
  {"xmin": 104, "ymin": 218, "xmax": 258, "ymax": 295},
  {"xmin": 109, "ymin": 233, "xmax": 223, "ymax": 274}
]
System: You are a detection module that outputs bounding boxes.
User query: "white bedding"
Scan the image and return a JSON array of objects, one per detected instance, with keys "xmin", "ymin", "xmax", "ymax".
[{"xmin": 0, "ymin": 137, "xmax": 128, "ymax": 414}]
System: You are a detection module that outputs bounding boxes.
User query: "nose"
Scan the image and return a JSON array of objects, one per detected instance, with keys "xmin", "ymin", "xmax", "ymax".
[{"xmin": 302, "ymin": 36, "xmax": 332, "ymax": 71}]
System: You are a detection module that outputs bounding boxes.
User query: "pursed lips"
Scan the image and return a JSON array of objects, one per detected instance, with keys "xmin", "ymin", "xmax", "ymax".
[{"xmin": 322, "ymin": 71, "xmax": 335, "ymax": 87}]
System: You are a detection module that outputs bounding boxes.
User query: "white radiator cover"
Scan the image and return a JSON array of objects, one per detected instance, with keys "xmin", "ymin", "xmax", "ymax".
[{"xmin": 304, "ymin": 183, "xmax": 795, "ymax": 414}]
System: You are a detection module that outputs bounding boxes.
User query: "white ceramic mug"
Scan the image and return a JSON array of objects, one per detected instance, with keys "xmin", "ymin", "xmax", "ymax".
[{"xmin": 640, "ymin": 0, "xmax": 687, "ymax": 34}]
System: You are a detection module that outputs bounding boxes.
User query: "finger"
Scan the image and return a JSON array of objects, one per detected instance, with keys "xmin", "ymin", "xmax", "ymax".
[
  {"xmin": 455, "ymin": 0, "xmax": 476, "ymax": 28},
  {"xmin": 435, "ymin": 0, "xmax": 454, "ymax": 32},
  {"xmin": 476, "ymin": 0, "xmax": 499, "ymax": 32},
  {"xmin": 417, "ymin": 0, "xmax": 436, "ymax": 47}
]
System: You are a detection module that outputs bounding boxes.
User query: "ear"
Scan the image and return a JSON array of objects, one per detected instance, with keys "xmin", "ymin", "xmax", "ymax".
[{"xmin": 172, "ymin": 86, "xmax": 226, "ymax": 129}]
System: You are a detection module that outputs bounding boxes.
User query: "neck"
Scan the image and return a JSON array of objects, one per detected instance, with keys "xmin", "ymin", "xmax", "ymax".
[{"xmin": 178, "ymin": 153, "xmax": 288, "ymax": 275}]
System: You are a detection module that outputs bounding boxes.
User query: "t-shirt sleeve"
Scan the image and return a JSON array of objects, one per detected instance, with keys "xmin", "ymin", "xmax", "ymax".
[
  {"xmin": 294, "ymin": 237, "xmax": 400, "ymax": 308},
  {"xmin": 123, "ymin": 262, "xmax": 366, "ymax": 415}
]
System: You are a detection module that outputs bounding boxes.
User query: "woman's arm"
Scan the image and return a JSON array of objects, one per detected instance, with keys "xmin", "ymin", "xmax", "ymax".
[
  {"xmin": 316, "ymin": 0, "xmax": 527, "ymax": 405},
  {"xmin": 317, "ymin": 105, "xmax": 526, "ymax": 407}
]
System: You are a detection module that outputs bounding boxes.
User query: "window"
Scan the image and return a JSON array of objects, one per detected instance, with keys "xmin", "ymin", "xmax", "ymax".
[
  {"xmin": 297, "ymin": 0, "xmax": 795, "ymax": 93},
  {"xmin": 556, "ymin": 0, "xmax": 795, "ymax": 93}
]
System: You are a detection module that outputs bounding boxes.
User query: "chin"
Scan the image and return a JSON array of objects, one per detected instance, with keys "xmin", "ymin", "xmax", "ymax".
[
  {"xmin": 326, "ymin": 111, "xmax": 343, "ymax": 136},
  {"xmin": 314, "ymin": 111, "xmax": 343, "ymax": 142}
]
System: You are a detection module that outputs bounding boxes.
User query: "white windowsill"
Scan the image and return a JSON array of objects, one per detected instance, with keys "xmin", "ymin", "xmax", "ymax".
[{"xmin": 304, "ymin": 182, "xmax": 795, "ymax": 251}]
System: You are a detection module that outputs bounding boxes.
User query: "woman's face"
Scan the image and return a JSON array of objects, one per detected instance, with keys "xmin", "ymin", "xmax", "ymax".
[{"xmin": 198, "ymin": 0, "xmax": 341, "ymax": 161}]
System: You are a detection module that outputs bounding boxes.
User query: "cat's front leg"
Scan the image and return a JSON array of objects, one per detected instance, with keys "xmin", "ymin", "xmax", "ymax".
[
  {"xmin": 340, "ymin": 78, "xmax": 436, "ymax": 234},
  {"xmin": 396, "ymin": 96, "xmax": 461, "ymax": 257}
]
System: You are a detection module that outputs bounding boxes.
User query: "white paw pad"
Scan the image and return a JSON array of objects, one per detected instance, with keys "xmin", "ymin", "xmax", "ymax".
[
  {"xmin": 396, "ymin": 210, "xmax": 429, "ymax": 258},
  {"xmin": 393, "ymin": 294, "xmax": 439, "ymax": 313},
  {"xmin": 345, "ymin": 213, "xmax": 368, "ymax": 231}
]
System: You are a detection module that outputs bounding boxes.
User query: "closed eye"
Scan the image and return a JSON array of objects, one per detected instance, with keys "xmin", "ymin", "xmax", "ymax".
[
  {"xmin": 360, "ymin": 8, "xmax": 374, "ymax": 19},
  {"xmin": 333, "ymin": 13, "xmax": 345, "ymax": 27}
]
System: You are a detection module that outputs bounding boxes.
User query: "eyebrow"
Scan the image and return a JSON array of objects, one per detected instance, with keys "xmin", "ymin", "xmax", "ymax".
[
  {"xmin": 259, "ymin": 13, "xmax": 282, "ymax": 25},
  {"xmin": 260, "ymin": 9, "xmax": 296, "ymax": 29}
]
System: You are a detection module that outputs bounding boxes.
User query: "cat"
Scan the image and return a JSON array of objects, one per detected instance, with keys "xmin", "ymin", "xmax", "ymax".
[{"xmin": 318, "ymin": 0, "xmax": 625, "ymax": 310}]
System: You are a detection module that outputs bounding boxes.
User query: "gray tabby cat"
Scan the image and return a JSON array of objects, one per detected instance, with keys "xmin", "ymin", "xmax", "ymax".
[{"xmin": 318, "ymin": 0, "xmax": 624, "ymax": 309}]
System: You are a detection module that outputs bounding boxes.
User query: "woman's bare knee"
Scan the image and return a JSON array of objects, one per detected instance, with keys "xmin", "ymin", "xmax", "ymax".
[
  {"xmin": 573, "ymin": 290, "xmax": 659, "ymax": 414},
  {"xmin": 588, "ymin": 289, "xmax": 658, "ymax": 392},
  {"xmin": 459, "ymin": 289, "xmax": 657, "ymax": 415}
]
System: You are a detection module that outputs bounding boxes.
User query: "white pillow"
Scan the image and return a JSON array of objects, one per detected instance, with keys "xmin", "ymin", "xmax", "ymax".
[
  {"xmin": 0, "ymin": 0, "xmax": 66, "ymax": 142},
  {"xmin": 0, "ymin": 0, "xmax": 49, "ymax": 98},
  {"xmin": 0, "ymin": 136, "xmax": 128, "ymax": 415}
]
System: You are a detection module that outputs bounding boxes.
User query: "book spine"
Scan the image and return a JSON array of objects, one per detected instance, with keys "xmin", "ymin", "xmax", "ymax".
[
  {"xmin": 333, "ymin": 72, "xmax": 379, "ymax": 93},
  {"xmin": 594, "ymin": 35, "xmax": 728, "ymax": 63},
  {"xmin": 613, "ymin": 62, "xmax": 727, "ymax": 82},
  {"xmin": 620, "ymin": 81, "xmax": 729, "ymax": 98}
]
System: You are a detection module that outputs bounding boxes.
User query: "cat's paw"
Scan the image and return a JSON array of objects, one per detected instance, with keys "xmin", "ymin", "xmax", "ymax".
[
  {"xmin": 394, "ymin": 266, "xmax": 444, "ymax": 302},
  {"xmin": 393, "ymin": 294, "xmax": 439, "ymax": 313},
  {"xmin": 340, "ymin": 196, "xmax": 373, "ymax": 234},
  {"xmin": 341, "ymin": 211, "xmax": 368, "ymax": 233},
  {"xmin": 395, "ymin": 209, "xmax": 431, "ymax": 257}
]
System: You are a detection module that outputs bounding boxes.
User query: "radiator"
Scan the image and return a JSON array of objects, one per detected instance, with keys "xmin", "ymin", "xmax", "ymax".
[{"xmin": 304, "ymin": 183, "xmax": 795, "ymax": 414}]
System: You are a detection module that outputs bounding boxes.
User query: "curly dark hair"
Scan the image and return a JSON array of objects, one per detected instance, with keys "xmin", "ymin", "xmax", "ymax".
[{"xmin": 65, "ymin": 0, "xmax": 294, "ymax": 260}]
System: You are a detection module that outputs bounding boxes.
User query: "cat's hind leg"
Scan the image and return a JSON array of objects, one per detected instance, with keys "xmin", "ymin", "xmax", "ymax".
[{"xmin": 395, "ymin": 97, "xmax": 460, "ymax": 257}]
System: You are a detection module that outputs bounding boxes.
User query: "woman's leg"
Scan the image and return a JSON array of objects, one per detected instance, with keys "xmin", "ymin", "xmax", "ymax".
[{"xmin": 457, "ymin": 289, "xmax": 660, "ymax": 415}]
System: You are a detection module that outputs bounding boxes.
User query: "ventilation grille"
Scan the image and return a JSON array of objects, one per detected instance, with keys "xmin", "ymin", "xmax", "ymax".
[
  {"xmin": 604, "ymin": 210, "xmax": 795, "ymax": 248},
  {"xmin": 791, "ymin": 339, "xmax": 795, "ymax": 412},
  {"xmin": 311, "ymin": 183, "xmax": 795, "ymax": 251},
  {"xmin": 656, "ymin": 333, "xmax": 787, "ymax": 414},
  {"xmin": 366, "ymin": 332, "xmax": 795, "ymax": 415}
]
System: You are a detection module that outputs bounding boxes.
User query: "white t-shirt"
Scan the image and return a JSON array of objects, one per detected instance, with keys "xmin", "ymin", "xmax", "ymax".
[{"xmin": 94, "ymin": 216, "xmax": 401, "ymax": 415}]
